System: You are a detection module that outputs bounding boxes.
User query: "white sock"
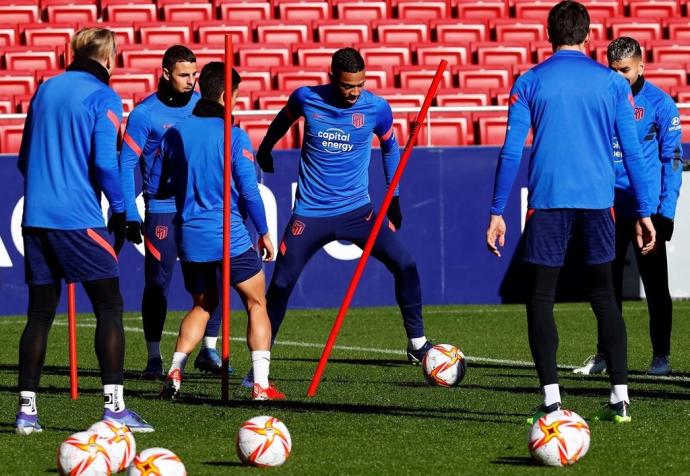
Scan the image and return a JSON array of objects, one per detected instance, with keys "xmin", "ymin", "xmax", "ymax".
[
  {"xmin": 147, "ymin": 341, "xmax": 161, "ymax": 360},
  {"xmin": 543, "ymin": 384, "xmax": 561, "ymax": 407},
  {"xmin": 202, "ymin": 336, "xmax": 217, "ymax": 350},
  {"xmin": 610, "ymin": 385, "xmax": 629, "ymax": 405},
  {"xmin": 409, "ymin": 336, "xmax": 427, "ymax": 351},
  {"xmin": 251, "ymin": 351, "xmax": 271, "ymax": 388},
  {"xmin": 170, "ymin": 352, "xmax": 189, "ymax": 374},
  {"xmin": 103, "ymin": 385, "xmax": 125, "ymax": 412},
  {"xmin": 19, "ymin": 391, "xmax": 37, "ymax": 416}
]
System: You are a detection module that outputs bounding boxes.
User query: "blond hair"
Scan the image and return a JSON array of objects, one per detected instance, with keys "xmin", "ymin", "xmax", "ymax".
[{"xmin": 71, "ymin": 28, "xmax": 116, "ymax": 63}]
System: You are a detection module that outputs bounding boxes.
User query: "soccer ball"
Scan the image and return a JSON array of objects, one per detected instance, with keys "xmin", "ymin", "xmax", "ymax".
[
  {"xmin": 422, "ymin": 343, "xmax": 467, "ymax": 387},
  {"xmin": 528, "ymin": 409, "xmax": 591, "ymax": 466},
  {"xmin": 236, "ymin": 416, "xmax": 292, "ymax": 467},
  {"xmin": 89, "ymin": 420, "xmax": 136, "ymax": 473},
  {"xmin": 127, "ymin": 448, "xmax": 186, "ymax": 476},
  {"xmin": 57, "ymin": 431, "xmax": 112, "ymax": 476}
]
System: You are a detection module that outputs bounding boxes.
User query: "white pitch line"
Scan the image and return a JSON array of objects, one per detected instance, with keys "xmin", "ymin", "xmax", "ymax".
[{"xmin": 49, "ymin": 321, "xmax": 690, "ymax": 384}]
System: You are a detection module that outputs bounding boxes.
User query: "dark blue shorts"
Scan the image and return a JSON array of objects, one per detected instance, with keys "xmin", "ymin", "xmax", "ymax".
[
  {"xmin": 23, "ymin": 227, "xmax": 119, "ymax": 285},
  {"xmin": 523, "ymin": 208, "xmax": 615, "ymax": 267},
  {"xmin": 181, "ymin": 248, "xmax": 262, "ymax": 295}
]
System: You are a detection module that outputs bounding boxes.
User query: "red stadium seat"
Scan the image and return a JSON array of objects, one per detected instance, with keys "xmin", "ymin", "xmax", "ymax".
[
  {"xmin": 436, "ymin": 89, "xmax": 490, "ymax": 107},
  {"xmin": 431, "ymin": 20, "xmax": 488, "ymax": 43},
  {"xmin": 650, "ymin": 41, "xmax": 690, "ymax": 64},
  {"xmin": 278, "ymin": 1, "xmax": 330, "ymax": 20},
  {"xmin": 474, "ymin": 43, "xmax": 531, "ymax": 66},
  {"xmin": 255, "ymin": 20, "xmax": 312, "ymax": 44},
  {"xmin": 680, "ymin": 114, "xmax": 690, "ymax": 144},
  {"xmin": 363, "ymin": 69, "xmax": 389, "ymax": 88},
  {"xmin": 105, "ymin": 3, "xmax": 157, "ymax": 22},
  {"xmin": 219, "ymin": 1, "xmax": 272, "ymax": 21},
  {"xmin": 474, "ymin": 112, "xmax": 508, "ymax": 146},
  {"xmin": 0, "ymin": 24, "xmax": 16, "ymax": 47},
  {"xmin": 532, "ymin": 41, "xmax": 554, "ymax": 63},
  {"xmin": 0, "ymin": 96, "xmax": 12, "ymax": 113},
  {"xmin": 83, "ymin": 23, "xmax": 136, "ymax": 45},
  {"xmin": 414, "ymin": 43, "xmax": 469, "ymax": 67},
  {"xmin": 315, "ymin": 21, "xmax": 370, "ymax": 43},
  {"xmin": 35, "ymin": 69, "xmax": 63, "ymax": 83},
  {"xmin": 14, "ymin": 94, "xmax": 32, "ymax": 113},
  {"xmin": 194, "ymin": 20, "xmax": 251, "ymax": 43},
  {"xmin": 238, "ymin": 44, "xmax": 292, "ymax": 68},
  {"xmin": 395, "ymin": 66, "xmax": 454, "ymax": 90},
  {"xmin": 333, "ymin": 0, "xmax": 389, "ymax": 20},
  {"xmin": 589, "ymin": 39, "xmax": 614, "ymax": 64},
  {"xmin": 491, "ymin": 88, "xmax": 512, "ymax": 106},
  {"xmin": 162, "ymin": 2, "xmax": 214, "ymax": 21},
  {"xmin": 671, "ymin": 86, "xmax": 690, "ymax": 102},
  {"xmin": 236, "ymin": 69, "xmax": 273, "ymax": 93},
  {"xmin": 137, "ymin": 22, "xmax": 192, "ymax": 45},
  {"xmin": 192, "ymin": 45, "xmax": 225, "ymax": 68},
  {"xmin": 373, "ymin": 20, "xmax": 429, "ymax": 43},
  {"xmin": 587, "ymin": 20, "xmax": 606, "ymax": 41},
  {"xmin": 233, "ymin": 94, "xmax": 252, "ymax": 110},
  {"xmin": 238, "ymin": 118, "xmax": 296, "ymax": 149},
  {"xmin": 396, "ymin": 1, "xmax": 447, "ymax": 20},
  {"xmin": 0, "ymin": 120, "xmax": 25, "ymax": 154},
  {"xmin": 22, "ymin": 24, "xmax": 75, "ymax": 47},
  {"xmin": 273, "ymin": 66, "xmax": 329, "ymax": 90},
  {"xmin": 3, "ymin": 47, "xmax": 60, "ymax": 71},
  {"xmin": 46, "ymin": 4, "xmax": 98, "ymax": 23},
  {"xmin": 121, "ymin": 45, "xmax": 168, "ymax": 69},
  {"xmin": 417, "ymin": 116, "xmax": 472, "ymax": 146},
  {"xmin": 455, "ymin": 66, "xmax": 512, "ymax": 90},
  {"xmin": 110, "ymin": 71, "xmax": 157, "ymax": 97},
  {"xmin": 456, "ymin": 1, "xmax": 508, "ymax": 19},
  {"xmin": 254, "ymin": 90, "xmax": 291, "ymax": 110},
  {"xmin": 666, "ymin": 18, "xmax": 690, "ymax": 41},
  {"xmin": 359, "ymin": 44, "xmax": 411, "ymax": 71},
  {"xmin": 121, "ymin": 95, "xmax": 136, "ymax": 113},
  {"xmin": 294, "ymin": 43, "xmax": 340, "ymax": 67},
  {"xmin": 513, "ymin": 0, "xmax": 553, "ymax": 19},
  {"xmin": 0, "ymin": 5, "xmax": 39, "ymax": 23},
  {"xmin": 628, "ymin": 0, "xmax": 680, "ymax": 17},
  {"xmin": 492, "ymin": 19, "xmax": 547, "ymax": 42},
  {"xmin": 643, "ymin": 63, "xmax": 687, "ymax": 90},
  {"xmin": 579, "ymin": 0, "xmax": 623, "ymax": 18},
  {"xmin": 607, "ymin": 17, "xmax": 663, "ymax": 41},
  {"xmin": 374, "ymin": 88, "xmax": 425, "ymax": 108}
]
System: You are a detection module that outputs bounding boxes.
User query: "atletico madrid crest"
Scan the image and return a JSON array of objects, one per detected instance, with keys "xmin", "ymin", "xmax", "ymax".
[
  {"xmin": 291, "ymin": 220, "xmax": 305, "ymax": 236},
  {"xmin": 352, "ymin": 113, "xmax": 365, "ymax": 128},
  {"xmin": 634, "ymin": 106, "xmax": 645, "ymax": 121},
  {"xmin": 155, "ymin": 225, "xmax": 168, "ymax": 240}
]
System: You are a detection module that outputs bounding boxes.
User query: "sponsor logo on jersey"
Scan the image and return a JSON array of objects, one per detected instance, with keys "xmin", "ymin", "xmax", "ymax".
[
  {"xmin": 612, "ymin": 139, "xmax": 622, "ymax": 161},
  {"xmin": 352, "ymin": 113, "xmax": 365, "ymax": 128},
  {"xmin": 634, "ymin": 106, "xmax": 644, "ymax": 121},
  {"xmin": 291, "ymin": 220, "xmax": 306, "ymax": 236},
  {"xmin": 155, "ymin": 225, "xmax": 168, "ymax": 240},
  {"xmin": 317, "ymin": 128, "xmax": 354, "ymax": 153},
  {"xmin": 669, "ymin": 116, "xmax": 682, "ymax": 132}
]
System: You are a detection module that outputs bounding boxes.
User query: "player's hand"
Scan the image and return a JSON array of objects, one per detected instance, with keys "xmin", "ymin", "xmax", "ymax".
[
  {"xmin": 125, "ymin": 221, "xmax": 143, "ymax": 244},
  {"xmin": 258, "ymin": 233, "xmax": 275, "ymax": 262},
  {"xmin": 387, "ymin": 196, "xmax": 403, "ymax": 231},
  {"xmin": 486, "ymin": 214, "xmax": 506, "ymax": 257},
  {"xmin": 256, "ymin": 144, "xmax": 274, "ymax": 173},
  {"xmin": 107, "ymin": 212, "xmax": 127, "ymax": 255},
  {"xmin": 636, "ymin": 216, "xmax": 656, "ymax": 255},
  {"xmin": 652, "ymin": 214, "xmax": 674, "ymax": 242}
]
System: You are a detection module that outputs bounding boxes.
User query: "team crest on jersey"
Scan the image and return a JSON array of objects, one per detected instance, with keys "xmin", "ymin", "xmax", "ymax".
[
  {"xmin": 352, "ymin": 113, "xmax": 365, "ymax": 128},
  {"xmin": 291, "ymin": 220, "xmax": 306, "ymax": 236},
  {"xmin": 155, "ymin": 225, "xmax": 168, "ymax": 240},
  {"xmin": 634, "ymin": 106, "xmax": 645, "ymax": 121}
]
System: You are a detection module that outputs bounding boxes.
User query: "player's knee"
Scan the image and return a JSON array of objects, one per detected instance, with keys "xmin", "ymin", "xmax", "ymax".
[
  {"xmin": 393, "ymin": 254, "xmax": 418, "ymax": 277},
  {"xmin": 269, "ymin": 271, "xmax": 299, "ymax": 295}
]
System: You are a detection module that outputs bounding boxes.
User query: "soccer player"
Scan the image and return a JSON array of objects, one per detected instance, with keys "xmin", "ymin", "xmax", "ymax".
[
  {"xmin": 15, "ymin": 28, "xmax": 152, "ymax": 434},
  {"xmin": 573, "ymin": 36, "xmax": 683, "ymax": 377},
  {"xmin": 158, "ymin": 63, "xmax": 284, "ymax": 401},
  {"xmin": 120, "ymin": 46, "xmax": 227, "ymax": 378},
  {"xmin": 485, "ymin": 1, "xmax": 656, "ymax": 424},
  {"xmin": 253, "ymin": 47, "xmax": 432, "ymax": 385}
]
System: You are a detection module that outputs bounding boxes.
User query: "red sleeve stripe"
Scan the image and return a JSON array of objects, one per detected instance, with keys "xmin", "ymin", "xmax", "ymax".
[
  {"xmin": 106, "ymin": 109, "xmax": 120, "ymax": 131},
  {"xmin": 123, "ymin": 132, "xmax": 143, "ymax": 156},
  {"xmin": 243, "ymin": 149, "xmax": 254, "ymax": 162},
  {"xmin": 144, "ymin": 238, "xmax": 161, "ymax": 261},
  {"xmin": 87, "ymin": 228, "xmax": 117, "ymax": 261},
  {"xmin": 509, "ymin": 93, "xmax": 519, "ymax": 106},
  {"xmin": 380, "ymin": 126, "xmax": 394, "ymax": 142}
]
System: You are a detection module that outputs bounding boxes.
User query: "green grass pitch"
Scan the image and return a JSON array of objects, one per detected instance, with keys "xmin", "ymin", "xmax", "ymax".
[{"xmin": 1, "ymin": 302, "xmax": 689, "ymax": 474}]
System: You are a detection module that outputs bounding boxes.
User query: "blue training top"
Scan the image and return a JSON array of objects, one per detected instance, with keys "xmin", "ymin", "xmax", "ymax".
[
  {"xmin": 120, "ymin": 91, "xmax": 200, "ymax": 221},
  {"xmin": 162, "ymin": 117, "xmax": 267, "ymax": 262},
  {"xmin": 491, "ymin": 50, "xmax": 651, "ymax": 217},
  {"xmin": 18, "ymin": 69, "xmax": 124, "ymax": 229},
  {"xmin": 613, "ymin": 78, "xmax": 683, "ymax": 219},
  {"xmin": 286, "ymin": 85, "xmax": 400, "ymax": 217}
]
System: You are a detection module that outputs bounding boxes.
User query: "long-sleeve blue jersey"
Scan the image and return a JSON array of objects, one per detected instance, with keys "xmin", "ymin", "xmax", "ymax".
[
  {"xmin": 285, "ymin": 85, "xmax": 400, "ymax": 217},
  {"xmin": 120, "ymin": 91, "xmax": 200, "ymax": 221},
  {"xmin": 162, "ymin": 118, "xmax": 268, "ymax": 262},
  {"xmin": 18, "ymin": 69, "xmax": 124, "ymax": 229},
  {"xmin": 613, "ymin": 79, "xmax": 683, "ymax": 219},
  {"xmin": 491, "ymin": 50, "xmax": 651, "ymax": 217}
]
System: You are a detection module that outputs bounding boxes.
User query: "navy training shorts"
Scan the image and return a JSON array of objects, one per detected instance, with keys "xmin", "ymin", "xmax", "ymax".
[{"xmin": 181, "ymin": 248, "xmax": 262, "ymax": 295}]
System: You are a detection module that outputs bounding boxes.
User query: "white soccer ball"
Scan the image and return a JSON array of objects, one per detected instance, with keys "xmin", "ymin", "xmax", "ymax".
[
  {"xmin": 127, "ymin": 448, "xmax": 186, "ymax": 476},
  {"xmin": 57, "ymin": 431, "xmax": 112, "ymax": 476},
  {"xmin": 422, "ymin": 343, "xmax": 467, "ymax": 387},
  {"xmin": 236, "ymin": 415, "xmax": 292, "ymax": 467},
  {"xmin": 528, "ymin": 409, "xmax": 591, "ymax": 466},
  {"xmin": 89, "ymin": 420, "xmax": 136, "ymax": 473}
]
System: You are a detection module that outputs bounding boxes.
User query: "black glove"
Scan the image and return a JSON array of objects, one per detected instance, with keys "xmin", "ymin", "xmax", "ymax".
[
  {"xmin": 256, "ymin": 143, "xmax": 274, "ymax": 173},
  {"xmin": 126, "ymin": 221, "xmax": 143, "ymax": 244},
  {"xmin": 652, "ymin": 214, "xmax": 674, "ymax": 242},
  {"xmin": 107, "ymin": 212, "xmax": 127, "ymax": 255},
  {"xmin": 387, "ymin": 196, "xmax": 402, "ymax": 231}
]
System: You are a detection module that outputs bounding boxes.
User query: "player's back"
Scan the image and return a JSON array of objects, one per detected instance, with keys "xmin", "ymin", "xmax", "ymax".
[{"xmin": 20, "ymin": 70, "xmax": 122, "ymax": 229}]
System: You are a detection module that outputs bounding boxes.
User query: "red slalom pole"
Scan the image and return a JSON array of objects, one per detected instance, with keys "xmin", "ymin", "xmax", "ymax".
[
  {"xmin": 221, "ymin": 35, "xmax": 234, "ymax": 401},
  {"xmin": 67, "ymin": 283, "xmax": 78, "ymax": 400},
  {"xmin": 306, "ymin": 60, "xmax": 448, "ymax": 397}
]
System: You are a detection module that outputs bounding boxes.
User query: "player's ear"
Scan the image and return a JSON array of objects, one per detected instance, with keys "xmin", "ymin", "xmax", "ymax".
[
  {"xmin": 162, "ymin": 68, "xmax": 171, "ymax": 81},
  {"xmin": 328, "ymin": 72, "xmax": 335, "ymax": 84}
]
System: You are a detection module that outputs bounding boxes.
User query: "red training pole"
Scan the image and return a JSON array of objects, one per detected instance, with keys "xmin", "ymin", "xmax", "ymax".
[
  {"xmin": 221, "ymin": 35, "xmax": 234, "ymax": 401},
  {"xmin": 67, "ymin": 283, "xmax": 78, "ymax": 400},
  {"xmin": 306, "ymin": 60, "xmax": 449, "ymax": 398}
]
